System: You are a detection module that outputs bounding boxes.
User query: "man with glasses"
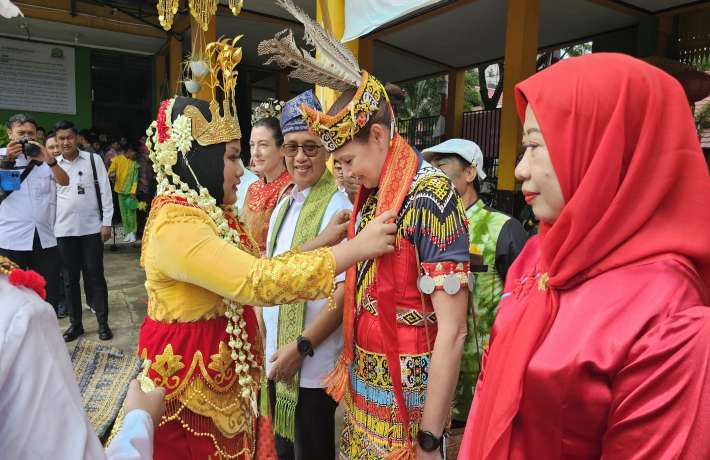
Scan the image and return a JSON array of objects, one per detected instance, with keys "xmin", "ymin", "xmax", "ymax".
[{"xmin": 264, "ymin": 90, "xmax": 351, "ymax": 460}]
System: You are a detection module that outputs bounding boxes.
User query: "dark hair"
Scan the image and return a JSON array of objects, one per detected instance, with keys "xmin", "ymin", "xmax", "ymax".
[
  {"xmin": 385, "ymin": 83, "xmax": 406, "ymax": 117},
  {"xmin": 6, "ymin": 114, "xmax": 37, "ymax": 130},
  {"xmin": 126, "ymin": 141, "xmax": 142, "ymax": 153},
  {"xmin": 327, "ymin": 87, "xmax": 392, "ymax": 143},
  {"xmin": 78, "ymin": 129, "xmax": 91, "ymax": 139},
  {"xmin": 46, "ymin": 130, "xmax": 56, "ymax": 140},
  {"xmin": 252, "ymin": 117, "xmax": 284, "ymax": 146},
  {"xmin": 54, "ymin": 120, "xmax": 78, "ymax": 135},
  {"xmin": 440, "ymin": 153, "xmax": 481, "ymax": 194},
  {"xmin": 169, "ymin": 97, "xmax": 228, "ymax": 204},
  {"xmin": 37, "ymin": 126, "xmax": 46, "ymax": 134}
]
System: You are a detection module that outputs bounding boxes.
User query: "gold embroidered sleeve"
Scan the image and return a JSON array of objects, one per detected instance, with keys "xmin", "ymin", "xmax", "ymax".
[
  {"xmin": 149, "ymin": 204, "xmax": 335, "ymax": 307},
  {"xmin": 247, "ymin": 247, "xmax": 336, "ymax": 306}
]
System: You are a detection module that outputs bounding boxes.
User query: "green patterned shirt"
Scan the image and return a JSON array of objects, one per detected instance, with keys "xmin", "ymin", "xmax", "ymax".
[{"xmin": 452, "ymin": 199, "xmax": 527, "ymax": 421}]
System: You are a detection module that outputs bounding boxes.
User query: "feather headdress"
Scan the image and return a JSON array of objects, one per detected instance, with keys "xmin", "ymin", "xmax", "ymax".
[
  {"xmin": 258, "ymin": 0, "xmax": 389, "ymax": 153},
  {"xmin": 257, "ymin": 0, "xmax": 360, "ymax": 91}
]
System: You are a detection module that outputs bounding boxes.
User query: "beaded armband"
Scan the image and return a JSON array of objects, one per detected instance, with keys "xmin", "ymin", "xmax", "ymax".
[{"xmin": 418, "ymin": 261, "xmax": 471, "ymax": 295}]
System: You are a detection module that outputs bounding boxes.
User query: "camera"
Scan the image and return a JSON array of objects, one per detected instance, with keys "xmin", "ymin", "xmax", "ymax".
[{"xmin": 18, "ymin": 136, "xmax": 41, "ymax": 158}]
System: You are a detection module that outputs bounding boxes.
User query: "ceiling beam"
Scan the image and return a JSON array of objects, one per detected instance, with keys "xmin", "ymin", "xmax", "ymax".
[
  {"xmin": 14, "ymin": 0, "xmax": 167, "ymax": 39},
  {"xmin": 367, "ymin": 0, "xmax": 476, "ymax": 40},
  {"xmin": 657, "ymin": 0, "xmax": 710, "ymax": 16},
  {"xmin": 217, "ymin": 4, "xmax": 302, "ymax": 28},
  {"xmin": 584, "ymin": 0, "xmax": 649, "ymax": 16},
  {"xmin": 375, "ymin": 39, "xmax": 453, "ymax": 70}
]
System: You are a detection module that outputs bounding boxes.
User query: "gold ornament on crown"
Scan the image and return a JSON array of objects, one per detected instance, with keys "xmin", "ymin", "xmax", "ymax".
[{"xmin": 183, "ymin": 36, "xmax": 243, "ymax": 146}]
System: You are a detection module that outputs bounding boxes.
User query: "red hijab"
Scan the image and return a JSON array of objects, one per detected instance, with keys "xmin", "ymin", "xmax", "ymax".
[{"xmin": 466, "ymin": 53, "xmax": 710, "ymax": 459}]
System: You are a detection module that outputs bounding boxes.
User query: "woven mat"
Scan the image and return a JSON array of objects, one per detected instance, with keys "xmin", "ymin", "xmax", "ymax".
[{"xmin": 71, "ymin": 339, "xmax": 143, "ymax": 439}]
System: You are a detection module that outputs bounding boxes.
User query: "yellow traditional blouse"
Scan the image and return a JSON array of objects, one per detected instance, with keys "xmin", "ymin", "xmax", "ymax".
[{"xmin": 142, "ymin": 202, "xmax": 336, "ymax": 322}]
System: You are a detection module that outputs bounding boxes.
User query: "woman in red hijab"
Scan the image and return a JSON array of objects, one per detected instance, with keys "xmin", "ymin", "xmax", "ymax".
[{"xmin": 459, "ymin": 53, "xmax": 710, "ymax": 459}]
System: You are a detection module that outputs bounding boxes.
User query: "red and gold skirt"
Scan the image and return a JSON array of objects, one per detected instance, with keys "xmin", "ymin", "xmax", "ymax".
[{"xmin": 138, "ymin": 310, "xmax": 275, "ymax": 460}]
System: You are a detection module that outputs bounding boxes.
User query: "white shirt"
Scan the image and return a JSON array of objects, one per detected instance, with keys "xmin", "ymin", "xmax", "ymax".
[
  {"xmin": 264, "ymin": 186, "xmax": 351, "ymax": 388},
  {"xmin": 237, "ymin": 160, "xmax": 258, "ymax": 211},
  {"xmin": 0, "ymin": 149, "xmax": 57, "ymax": 250},
  {"xmin": 0, "ymin": 274, "xmax": 153, "ymax": 460},
  {"xmin": 55, "ymin": 151, "xmax": 114, "ymax": 237}
]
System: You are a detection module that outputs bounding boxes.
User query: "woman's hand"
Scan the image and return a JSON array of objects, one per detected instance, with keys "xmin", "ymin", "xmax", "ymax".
[
  {"xmin": 267, "ymin": 342, "xmax": 303, "ymax": 382},
  {"xmin": 352, "ymin": 210, "xmax": 397, "ymax": 260},
  {"xmin": 124, "ymin": 379, "xmax": 166, "ymax": 427}
]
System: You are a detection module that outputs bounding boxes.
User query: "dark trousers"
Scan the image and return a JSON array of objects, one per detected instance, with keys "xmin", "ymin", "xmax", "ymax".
[
  {"xmin": 57, "ymin": 233, "xmax": 109, "ymax": 328},
  {"xmin": 268, "ymin": 380, "xmax": 338, "ymax": 460},
  {"xmin": 0, "ymin": 231, "xmax": 61, "ymax": 309}
]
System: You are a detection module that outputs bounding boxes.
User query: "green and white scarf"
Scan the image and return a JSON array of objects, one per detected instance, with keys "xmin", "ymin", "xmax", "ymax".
[{"xmin": 267, "ymin": 170, "xmax": 338, "ymax": 441}]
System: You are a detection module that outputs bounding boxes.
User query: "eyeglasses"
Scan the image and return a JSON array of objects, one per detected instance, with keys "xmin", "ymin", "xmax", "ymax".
[{"xmin": 282, "ymin": 143, "xmax": 323, "ymax": 158}]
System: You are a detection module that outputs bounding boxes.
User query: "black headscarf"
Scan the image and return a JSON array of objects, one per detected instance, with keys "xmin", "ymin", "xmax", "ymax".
[{"xmin": 170, "ymin": 97, "xmax": 228, "ymax": 204}]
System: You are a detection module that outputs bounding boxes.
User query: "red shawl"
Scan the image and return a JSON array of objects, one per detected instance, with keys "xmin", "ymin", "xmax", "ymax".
[
  {"xmin": 466, "ymin": 53, "xmax": 710, "ymax": 459},
  {"xmin": 323, "ymin": 133, "xmax": 420, "ymax": 457}
]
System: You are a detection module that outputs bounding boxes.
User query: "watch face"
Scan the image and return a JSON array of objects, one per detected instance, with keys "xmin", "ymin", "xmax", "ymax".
[{"xmin": 417, "ymin": 431, "xmax": 439, "ymax": 452}]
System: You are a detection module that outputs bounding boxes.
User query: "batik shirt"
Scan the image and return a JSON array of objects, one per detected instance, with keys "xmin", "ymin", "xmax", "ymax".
[{"xmin": 452, "ymin": 199, "xmax": 527, "ymax": 421}]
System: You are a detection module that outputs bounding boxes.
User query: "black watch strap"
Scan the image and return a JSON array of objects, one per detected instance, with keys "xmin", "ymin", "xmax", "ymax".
[
  {"xmin": 417, "ymin": 430, "xmax": 443, "ymax": 453},
  {"xmin": 47, "ymin": 160, "xmax": 58, "ymax": 167},
  {"xmin": 296, "ymin": 335, "xmax": 314, "ymax": 357}
]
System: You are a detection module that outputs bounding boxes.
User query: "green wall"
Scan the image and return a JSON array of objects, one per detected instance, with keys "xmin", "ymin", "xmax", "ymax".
[{"xmin": 0, "ymin": 45, "xmax": 92, "ymax": 134}]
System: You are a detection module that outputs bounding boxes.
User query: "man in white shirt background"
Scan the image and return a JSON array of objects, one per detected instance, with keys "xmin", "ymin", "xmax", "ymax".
[
  {"xmin": 54, "ymin": 120, "xmax": 115, "ymax": 342},
  {"xmin": 0, "ymin": 114, "xmax": 69, "ymax": 314},
  {"xmin": 265, "ymin": 91, "xmax": 351, "ymax": 460}
]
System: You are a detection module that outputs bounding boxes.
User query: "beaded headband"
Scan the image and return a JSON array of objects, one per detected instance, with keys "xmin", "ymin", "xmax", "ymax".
[{"xmin": 299, "ymin": 71, "xmax": 388, "ymax": 152}]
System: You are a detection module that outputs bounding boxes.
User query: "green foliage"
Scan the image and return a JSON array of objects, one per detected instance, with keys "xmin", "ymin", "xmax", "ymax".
[
  {"xmin": 398, "ymin": 68, "xmax": 490, "ymax": 119},
  {"xmin": 0, "ymin": 129, "xmax": 8, "ymax": 148},
  {"xmin": 399, "ymin": 75, "xmax": 446, "ymax": 119},
  {"xmin": 465, "ymin": 68, "xmax": 483, "ymax": 110},
  {"xmin": 696, "ymin": 102, "xmax": 710, "ymax": 130},
  {"xmin": 693, "ymin": 56, "xmax": 710, "ymax": 72}
]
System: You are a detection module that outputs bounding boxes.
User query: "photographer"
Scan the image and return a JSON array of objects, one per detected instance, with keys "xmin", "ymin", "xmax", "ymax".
[
  {"xmin": 54, "ymin": 120, "xmax": 114, "ymax": 342},
  {"xmin": 0, "ymin": 114, "xmax": 69, "ymax": 313}
]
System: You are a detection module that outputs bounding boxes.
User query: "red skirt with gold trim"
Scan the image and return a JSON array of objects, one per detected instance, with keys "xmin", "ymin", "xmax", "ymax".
[{"xmin": 138, "ymin": 310, "xmax": 276, "ymax": 460}]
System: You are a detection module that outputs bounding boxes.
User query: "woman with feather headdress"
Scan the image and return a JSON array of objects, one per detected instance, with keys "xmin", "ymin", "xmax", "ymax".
[{"xmin": 259, "ymin": 2, "xmax": 471, "ymax": 459}]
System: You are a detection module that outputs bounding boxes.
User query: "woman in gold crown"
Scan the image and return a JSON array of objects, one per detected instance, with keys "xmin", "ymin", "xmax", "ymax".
[{"xmin": 139, "ymin": 38, "xmax": 397, "ymax": 460}]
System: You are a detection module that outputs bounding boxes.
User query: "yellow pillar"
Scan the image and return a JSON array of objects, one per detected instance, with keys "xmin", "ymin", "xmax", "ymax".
[
  {"xmin": 497, "ymin": 0, "xmax": 539, "ymax": 212},
  {"xmin": 168, "ymin": 36, "xmax": 182, "ymax": 97},
  {"xmin": 190, "ymin": 15, "xmax": 217, "ymax": 101},
  {"xmin": 316, "ymin": 0, "xmax": 360, "ymax": 110},
  {"xmin": 446, "ymin": 69, "xmax": 465, "ymax": 139}
]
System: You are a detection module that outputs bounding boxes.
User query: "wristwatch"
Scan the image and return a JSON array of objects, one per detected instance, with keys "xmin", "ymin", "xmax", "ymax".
[
  {"xmin": 417, "ymin": 430, "xmax": 444, "ymax": 453},
  {"xmin": 47, "ymin": 159, "xmax": 58, "ymax": 167},
  {"xmin": 296, "ymin": 335, "xmax": 314, "ymax": 357}
]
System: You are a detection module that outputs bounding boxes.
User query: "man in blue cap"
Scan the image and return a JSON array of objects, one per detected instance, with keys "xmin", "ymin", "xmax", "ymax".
[{"xmin": 264, "ymin": 90, "xmax": 352, "ymax": 460}]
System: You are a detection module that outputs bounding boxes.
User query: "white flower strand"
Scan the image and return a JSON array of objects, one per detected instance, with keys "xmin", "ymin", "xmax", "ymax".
[{"xmin": 145, "ymin": 104, "xmax": 259, "ymax": 408}]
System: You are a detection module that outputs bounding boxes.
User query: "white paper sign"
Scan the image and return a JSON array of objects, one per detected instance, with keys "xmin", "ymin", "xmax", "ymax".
[{"xmin": 0, "ymin": 38, "xmax": 76, "ymax": 115}]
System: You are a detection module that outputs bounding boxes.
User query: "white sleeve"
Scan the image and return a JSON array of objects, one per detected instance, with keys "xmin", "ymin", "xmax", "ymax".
[
  {"xmin": 0, "ymin": 283, "xmax": 154, "ymax": 460},
  {"xmin": 0, "ymin": 284, "xmax": 107, "ymax": 460},
  {"xmin": 319, "ymin": 191, "xmax": 353, "ymax": 284},
  {"xmin": 94, "ymin": 153, "xmax": 114, "ymax": 226},
  {"xmin": 105, "ymin": 410, "xmax": 154, "ymax": 460}
]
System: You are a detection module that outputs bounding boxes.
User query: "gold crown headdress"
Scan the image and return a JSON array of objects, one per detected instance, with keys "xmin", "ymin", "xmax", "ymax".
[
  {"xmin": 251, "ymin": 98, "xmax": 285, "ymax": 125},
  {"xmin": 144, "ymin": 36, "xmax": 260, "ymax": 411},
  {"xmin": 184, "ymin": 36, "xmax": 243, "ymax": 146},
  {"xmin": 257, "ymin": 0, "xmax": 389, "ymax": 152}
]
